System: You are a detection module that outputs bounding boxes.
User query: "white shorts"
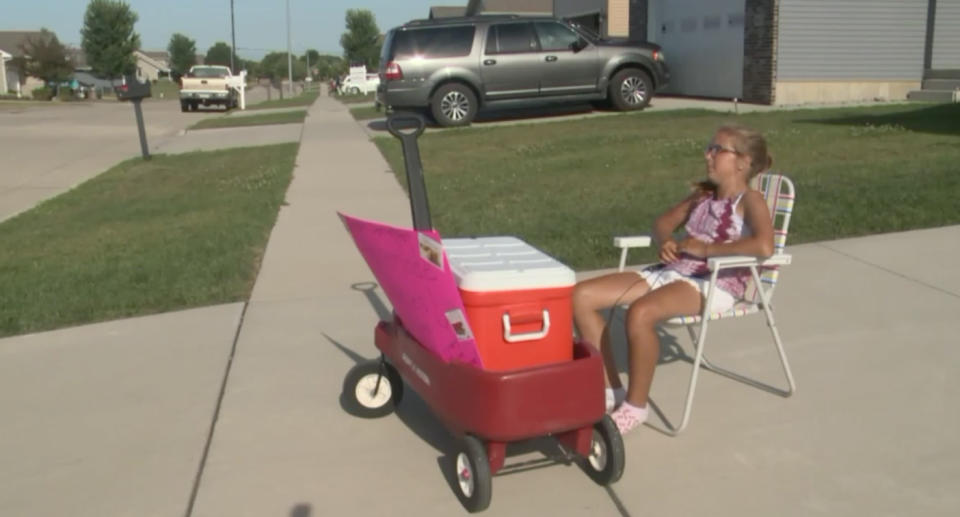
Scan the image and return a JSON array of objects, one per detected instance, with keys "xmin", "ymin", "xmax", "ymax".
[{"xmin": 637, "ymin": 267, "xmax": 737, "ymax": 313}]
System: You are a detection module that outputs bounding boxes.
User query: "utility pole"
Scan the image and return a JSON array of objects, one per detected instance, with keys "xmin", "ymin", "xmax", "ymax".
[
  {"xmin": 286, "ymin": 0, "xmax": 293, "ymax": 96},
  {"xmin": 230, "ymin": 0, "xmax": 237, "ymax": 74}
]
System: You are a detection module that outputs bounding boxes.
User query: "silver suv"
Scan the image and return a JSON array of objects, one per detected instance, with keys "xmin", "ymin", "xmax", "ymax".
[{"xmin": 377, "ymin": 15, "xmax": 670, "ymax": 127}]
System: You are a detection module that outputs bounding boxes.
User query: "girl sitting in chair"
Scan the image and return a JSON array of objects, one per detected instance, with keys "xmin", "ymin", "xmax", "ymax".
[{"xmin": 572, "ymin": 125, "xmax": 775, "ymax": 435}]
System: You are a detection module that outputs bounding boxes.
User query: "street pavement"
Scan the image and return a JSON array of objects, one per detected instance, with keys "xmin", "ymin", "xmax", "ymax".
[{"xmin": 1, "ymin": 92, "xmax": 958, "ymax": 516}]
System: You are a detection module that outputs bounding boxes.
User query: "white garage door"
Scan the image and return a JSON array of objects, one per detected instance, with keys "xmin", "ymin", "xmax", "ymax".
[
  {"xmin": 649, "ymin": 0, "xmax": 745, "ymax": 98},
  {"xmin": 932, "ymin": 0, "xmax": 960, "ymax": 69}
]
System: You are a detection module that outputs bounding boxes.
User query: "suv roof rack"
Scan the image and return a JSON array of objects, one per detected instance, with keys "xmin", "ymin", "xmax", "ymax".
[{"xmin": 403, "ymin": 14, "xmax": 531, "ymax": 27}]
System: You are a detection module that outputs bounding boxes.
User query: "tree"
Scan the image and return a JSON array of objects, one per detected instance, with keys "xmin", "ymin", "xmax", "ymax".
[
  {"xmin": 167, "ymin": 33, "xmax": 196, "ymax": 76},
  {"xmin": 300, "ymin": 49, "xmax": 321, "ymax": 79},
  {"xmin": 81, "ymin": 0, "xmax": 140, "ymax": 80},
  {"xmin": 339, "ymin": 9, "xmax": 381, "ymax": 70},
  {"xmin": 314, "ymin": 54, "xmax": 346, "ymax": 80},
  {"xmin": 205, "ymin": 42, "xmax": 232, "ymax": 67},
  {"xmin": 18, "ymin": 29, "xmax": 73, "ymax": 85},
  {"xmin": 260, "ymin": 51, "xmax": 306, "ymax": 98}
]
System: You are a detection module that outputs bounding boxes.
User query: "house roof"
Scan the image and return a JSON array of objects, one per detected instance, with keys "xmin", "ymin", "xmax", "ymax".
[
  {"xmin": 430, "ymin": 6, "xmax": 468, "ymax": 18},
  {"xmin": 140, "ymin": 50, "xmax": 170, "ymax": 64},
  {"xmin": 465, "ymin": 0, "xmax": 553, "ymax": 16},
  {"xmin": 0, "ymin": 30, "xmax": 47, "ymax": 58},
  {"xmin": 133, "ymin": 49, "xmax": 170, "ymax": 71}
]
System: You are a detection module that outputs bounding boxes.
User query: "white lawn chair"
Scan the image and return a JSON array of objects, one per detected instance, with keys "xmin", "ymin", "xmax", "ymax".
[{"xmin": 614, "ymin": 173, "xmax": 797, "ymax": 435}]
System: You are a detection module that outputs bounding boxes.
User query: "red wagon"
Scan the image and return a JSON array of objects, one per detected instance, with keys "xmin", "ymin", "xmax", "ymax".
[{"xmin": 341, "ymin": 115, "xmax": 624, "ymax": 512}]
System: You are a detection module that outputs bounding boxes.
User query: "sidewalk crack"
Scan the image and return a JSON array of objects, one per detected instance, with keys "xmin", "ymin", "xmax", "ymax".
[
  {"xmin": 183, "ymin": 301, "xmax": 249, "ymax": 517},
  {"xmin": 816, "ymin": 242, "xmax": 960, "ymax": 299}
]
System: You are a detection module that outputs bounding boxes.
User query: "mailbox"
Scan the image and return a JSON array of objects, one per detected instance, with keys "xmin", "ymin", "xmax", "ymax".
[{"xmin": 115, "ymin": 75, "xmax": 152, "ymax": 100}]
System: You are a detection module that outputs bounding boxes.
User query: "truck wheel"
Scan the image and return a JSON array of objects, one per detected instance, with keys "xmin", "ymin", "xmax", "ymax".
[
  {"xmin": 430, "ymin": 83, "xmax": 477, "ymax": 127},
  {"xmin": 609, "ymin": 68, "xmax": 653, "ymax": 111},
  {"xmin": 349, "ymin": 86, "xmax": 361, "ymax": 95},
  {"xmin": 180, "ymin": 101, "xmax": 188, "ymax": 112}
]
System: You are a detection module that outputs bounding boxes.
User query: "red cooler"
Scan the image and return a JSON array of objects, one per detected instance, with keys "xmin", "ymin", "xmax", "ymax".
[{"xmin": 444, "ymin": 237, "xmax": 576, "ymax": 371}]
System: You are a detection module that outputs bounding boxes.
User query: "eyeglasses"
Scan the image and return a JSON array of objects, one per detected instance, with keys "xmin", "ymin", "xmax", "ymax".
[{"xmin": 704, "ymin": 143, "xmax": 739, "ymax": 156}]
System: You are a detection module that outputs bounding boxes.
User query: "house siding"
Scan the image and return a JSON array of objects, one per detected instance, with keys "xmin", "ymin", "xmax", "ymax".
[
  {"xmin": 608, "ymin": 0, "xmax": 630, "ymax": 36},
  {"xmin": 777, "ymin": 0, "xmax": 928, "ymax": 80},
  {"xmin": 932, "ymin": 0, "xmax": 960, "ymax": 68}
]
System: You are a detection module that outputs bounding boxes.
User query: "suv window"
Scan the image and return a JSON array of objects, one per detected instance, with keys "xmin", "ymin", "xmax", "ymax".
[
  {"xmin": 485, "ymin": 23, "xmax": 538, "ymax": 55},
  {"xmin": 391, "ymin": 26, "xmax": 475, "ymax": 59},
  {"xmin": 533, "ymin": 22, "xmax": 581, "ymax": 52}
]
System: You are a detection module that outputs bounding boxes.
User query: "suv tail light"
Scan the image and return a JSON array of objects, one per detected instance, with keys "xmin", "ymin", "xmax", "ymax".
[{"xmin": 385, "ymin": 61, "xmax": 403, "ymax": 80}]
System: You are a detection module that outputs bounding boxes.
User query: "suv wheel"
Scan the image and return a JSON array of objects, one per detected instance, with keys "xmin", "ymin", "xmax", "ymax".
[
  {"xmin": 431, "ymin": 83, "xmax": 477, "ymax": 127},
  {"xmin": 609, "ymin": 69, "xmax": 653, "ymax": 111}
]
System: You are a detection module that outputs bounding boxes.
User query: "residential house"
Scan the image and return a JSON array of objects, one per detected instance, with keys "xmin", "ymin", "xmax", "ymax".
[
  {"xmin": 465, "ymin": 0, "xmax": 958, "ymax": 105},
  {"xmin": 134, "ymin": 50, "xmax": 171, "ymax": 81},
  {"xmin": 465, "ymin": 0, "xmax": 552, "ymax": 17},
  {"xmin": 0, "ymin": 30, "xmax": 48, "ymax": 97},
  {"xmin": 1, "ymin": 49, "xmax": 10, "ymax": 94},
  {"xmin": 430, "ymin": 6, "xmax": 467, "ymax": 18}
]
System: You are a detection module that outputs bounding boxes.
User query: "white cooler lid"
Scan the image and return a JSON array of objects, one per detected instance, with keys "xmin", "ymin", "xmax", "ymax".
[{"xmin": 443, "ymin": 236, "xmax": 575, "ymax": 291}]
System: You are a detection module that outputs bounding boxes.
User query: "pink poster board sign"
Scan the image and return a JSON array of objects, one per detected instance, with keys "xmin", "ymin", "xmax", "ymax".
[{"xmin": 339, "ymin": 213, "xmax": 483, "ymax": 368}]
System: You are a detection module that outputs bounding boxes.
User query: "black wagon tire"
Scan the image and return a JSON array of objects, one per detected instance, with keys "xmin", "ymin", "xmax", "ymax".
[
  {"xmin": 453, "ymin": 435, "xmax": 492, "ymax": 513},
  {"xmin": 609, "ymin": 68, "xmax": 653, "ymax": 111},
  {"xmin": 581, "ymin": 415, "xmax": 625, "ymax": 485},
  {"xmin": 342, "ymin": 359, "xmax": 404, "ymax": 418},
  {"xmin": 430, "ymin": 83, "xmax": 477, "ymax": 127}
]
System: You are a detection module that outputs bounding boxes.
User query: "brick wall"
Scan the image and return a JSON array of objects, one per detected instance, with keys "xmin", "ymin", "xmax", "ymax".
[{"xmin": 742, "ymin": 0, "xmax": 778, "ymax": 104}]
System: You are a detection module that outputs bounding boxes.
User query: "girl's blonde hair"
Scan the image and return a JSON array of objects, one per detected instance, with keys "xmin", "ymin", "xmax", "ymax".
[{"xmin": 694, "ymin": 124, "xmax": 772, "ymax": 193}]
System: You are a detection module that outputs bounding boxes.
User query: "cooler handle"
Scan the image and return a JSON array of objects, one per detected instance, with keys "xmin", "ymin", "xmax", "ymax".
[{"xmin": 502, "ymin": 310, "xmax": 550, "ymax": 343}]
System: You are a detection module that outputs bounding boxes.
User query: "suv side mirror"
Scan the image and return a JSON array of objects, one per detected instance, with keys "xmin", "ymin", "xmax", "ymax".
[{"xmin": 571, "ymin": 38, "xmax": 588, "ymax": 52}]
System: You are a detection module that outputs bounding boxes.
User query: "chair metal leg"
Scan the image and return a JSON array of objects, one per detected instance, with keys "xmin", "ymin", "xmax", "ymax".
[{"xmin": 654, "ymin": 267, "xmax": 797, "ymax": 436}]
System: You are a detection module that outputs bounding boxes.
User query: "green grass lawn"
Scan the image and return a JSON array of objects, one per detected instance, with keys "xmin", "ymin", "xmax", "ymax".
[
  {"xmin": 247, "ymin": 90, "xmax": 319, "ymax": 110},
  {"xmin": 150, "ymin": 79, "xmax": 180, "ymax": 100},
  {"xmin": 374, "ymin": 103, "xmax": 960, "ymax": 270},
  {"xmin": 0, "ymin": 144, "xmax": 298, "ymax": 338},
  {"xmin": 189, "ymin": 110, "xmax": 307, "ymax": 130},
  {"xmin": 336, "ymin": 93, "xmax": 376, "ymax": 104},
  {"xmin": 350, "ymin": 105, "xmax": 384, "ymax": 120}
]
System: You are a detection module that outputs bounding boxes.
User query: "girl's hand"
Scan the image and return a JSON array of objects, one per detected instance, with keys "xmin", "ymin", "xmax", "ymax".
[
  {"xmin": 659, "ymin": 239, "xmax": 680, "ymax": 263},
  {"xmin": 678, "ymin": 237, "xmax": 709, "ymax": 258}
]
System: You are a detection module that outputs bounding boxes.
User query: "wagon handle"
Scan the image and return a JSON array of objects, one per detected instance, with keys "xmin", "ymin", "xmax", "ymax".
[{"xmin": 387, "ymin": 113, "xmax": 432, "ymax": 231}]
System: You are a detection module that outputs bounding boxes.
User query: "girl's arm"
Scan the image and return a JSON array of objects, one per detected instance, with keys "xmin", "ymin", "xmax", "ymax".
[
  {"xmin": 680, "ymin": 190, "xmax": 775, "ymax": 258},
  {"xmin": 653, "ymin": 192, "xmax": 700, "ymax": 262}
]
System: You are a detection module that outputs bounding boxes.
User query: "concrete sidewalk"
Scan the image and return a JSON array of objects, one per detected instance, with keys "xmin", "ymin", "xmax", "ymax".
[{"xmin": 1, "ymin": 93, "xmax": 958, "ymax": 517}]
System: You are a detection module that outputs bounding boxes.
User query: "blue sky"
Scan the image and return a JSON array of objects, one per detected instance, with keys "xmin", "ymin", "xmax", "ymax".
[{"xmin": 3, "ymin": 0, "xmax": 442, "ymax": 59}]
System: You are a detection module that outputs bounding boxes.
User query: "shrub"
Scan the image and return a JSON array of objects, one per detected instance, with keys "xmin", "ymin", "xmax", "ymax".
[{"xmin": 31, "ymin": 86, "xmax": 53, "ymax": 100}]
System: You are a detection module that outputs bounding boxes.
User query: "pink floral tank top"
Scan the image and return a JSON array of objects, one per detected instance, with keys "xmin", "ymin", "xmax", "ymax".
[{"xmin": 664, "ymin": 193, "xmax": 751, "ymax": 299}]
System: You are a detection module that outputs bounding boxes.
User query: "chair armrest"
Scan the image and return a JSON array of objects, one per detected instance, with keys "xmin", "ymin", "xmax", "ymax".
[
  {"xmin": 707, "ymin": 253, "xmax": 792, "ymax": 271},
  {"xmin": 613, "ymin": 235, "xmax": 652, "ymax": 272},
  {"xmin": 613, "ymin": 235, "xmax": 652, "ymax": 249}
]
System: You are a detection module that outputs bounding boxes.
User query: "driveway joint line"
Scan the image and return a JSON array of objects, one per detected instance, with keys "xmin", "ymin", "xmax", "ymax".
[
  {"xmin": 183, "ymin": 301, "xmax": 249, "ymax": 517},
  {"xmin": 815, "ymin": 242, "xmax": 960, "ymax": 299}
]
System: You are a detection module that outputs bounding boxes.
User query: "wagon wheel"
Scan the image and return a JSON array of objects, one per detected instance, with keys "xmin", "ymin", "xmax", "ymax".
[
  {"xmin": 342, "ymin": 359, "xmax": 403, "ymax": 418},
  {"xmin": 453, "ymin": 435, "xmax": 492, "ymax": 513},
  {"xmin": 581, "ymin": 415, "xmax": 625, "ymax": 485}
]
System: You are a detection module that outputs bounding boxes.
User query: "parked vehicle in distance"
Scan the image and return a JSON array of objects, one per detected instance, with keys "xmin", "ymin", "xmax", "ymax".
[
  {"xmin": 339, "ymin": 73, "xmax": 381, "ymax": 95},
  {"xmin": 179, "ymin": 65, "xmax": 239, "ymax": 112},
  {"xmin": 377, "ymin": 15, "xmax": 670, "ymax": 127}
]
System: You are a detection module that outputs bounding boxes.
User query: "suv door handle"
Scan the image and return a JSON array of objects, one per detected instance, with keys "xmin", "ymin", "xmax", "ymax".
[
  {"xmin": 483, "ymin": 59, "xmax": 496, "ymax": 66},
  {"xmin": 545, "ymin": 55, "xmax": 558, "ymax": 62}
]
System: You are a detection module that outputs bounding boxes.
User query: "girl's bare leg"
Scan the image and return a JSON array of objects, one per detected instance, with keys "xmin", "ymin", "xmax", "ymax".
[
  {"xmin": 623, "ymin": 281, "xmax": 703, "ymax": 406},
  {"xmin": 572, "ymin": 272, "xmax": 650, "ymax": 387}
]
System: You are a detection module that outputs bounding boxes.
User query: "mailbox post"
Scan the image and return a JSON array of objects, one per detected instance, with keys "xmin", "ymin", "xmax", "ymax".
[{"xmin": 115, "ymin": 75, "xmax": 153, "ymax": 159}]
